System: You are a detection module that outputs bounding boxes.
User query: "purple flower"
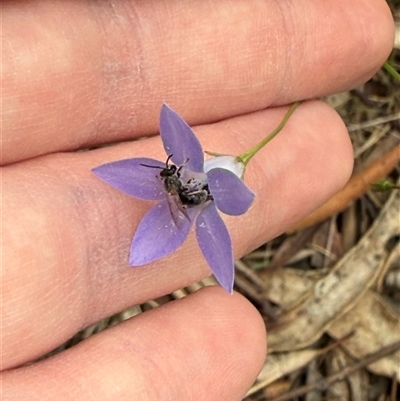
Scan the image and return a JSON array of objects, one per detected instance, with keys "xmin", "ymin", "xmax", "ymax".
[{"xmin": 92, "ymin": 104, "xmax": 254, "ymax": 293}]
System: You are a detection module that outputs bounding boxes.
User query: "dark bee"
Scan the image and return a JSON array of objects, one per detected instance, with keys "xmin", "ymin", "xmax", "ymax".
[
  {"xmin": 141, "ymin": 154, "xmax": 185, "ymax": 198},
  {"xmin": 141, "ymin": 155, "xmax": 213, "ymax": 225}
]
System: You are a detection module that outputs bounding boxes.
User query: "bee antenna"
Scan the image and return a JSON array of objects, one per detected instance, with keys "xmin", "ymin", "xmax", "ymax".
[
  {"xmin": 140, "ymin": 163, "xmax": 163, "ymax": 169},
  {"xmin": 177, "ymin": 157, "xmax": 189, "ymax": 174}
]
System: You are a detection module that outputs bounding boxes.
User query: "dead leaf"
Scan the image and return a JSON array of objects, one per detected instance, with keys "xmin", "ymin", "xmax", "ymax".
[
  {"xmin": 328, "ymin": 290, "xmax": 400, "ymax": 380},
  {"xmin": 267, "ymin": 189, "xmax": 400, "ymax": 352},
  {"xmin": 247, "ymin": 348, "xmax": 322, "ymax": 396}
]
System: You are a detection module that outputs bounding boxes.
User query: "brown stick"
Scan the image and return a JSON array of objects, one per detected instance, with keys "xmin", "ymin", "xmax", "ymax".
[{"xmin": 288, "ymin": 144, "xmax": 400, "ymax": 233}]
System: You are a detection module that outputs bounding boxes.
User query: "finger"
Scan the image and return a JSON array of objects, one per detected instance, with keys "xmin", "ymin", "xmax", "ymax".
[
  {"xmin": 2, "ymin": 101, "xmax": 353, "ymax": 368},
  {"xmin": 2, "ymin": 0, "xmax": 393, "ymax": 164},
  {"xmin": 2, "ymin": 288, "xmax": 267, "ymax": 401}
]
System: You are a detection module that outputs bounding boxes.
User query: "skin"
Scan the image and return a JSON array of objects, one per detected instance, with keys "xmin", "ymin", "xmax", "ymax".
[{"xmin": 1, "ymin": 0, "xmax": 394, "ymax": 400}]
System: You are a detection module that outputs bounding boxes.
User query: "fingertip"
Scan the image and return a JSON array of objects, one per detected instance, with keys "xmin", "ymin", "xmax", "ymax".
[
  {"xmin": 360, "ymin": 0, "xmax": 395, "ymax": 77},
  {"xmin": 3, "ymin": 286, "xmax": 266, "ymax": 401},
  {"xmin": 197, "ymin": 286, "xmax": 268, "ymax": 357},
  {"xmin": 300, "ymin": 100, "xmax": 354, "ymax": 186}
]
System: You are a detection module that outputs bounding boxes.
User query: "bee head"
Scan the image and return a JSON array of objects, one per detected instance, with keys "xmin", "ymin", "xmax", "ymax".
[{"xmin": 160, "ymin": 164, "xmax": 178, "ymax": 177}]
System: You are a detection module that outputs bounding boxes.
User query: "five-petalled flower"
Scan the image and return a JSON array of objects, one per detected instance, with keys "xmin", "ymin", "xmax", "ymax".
[{"xmin": 92, "ymin": 104, "xmax": 254, "ymax": 293}]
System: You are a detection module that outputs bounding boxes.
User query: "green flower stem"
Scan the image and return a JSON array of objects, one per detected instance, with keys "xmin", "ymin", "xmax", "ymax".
[
  {"xmin": 239, "ymin": 102, "xmax": 300, "ymax": 166},
  {"xmin": 383, "ymin": 61, "xmax": 400, "ymax": 82}
]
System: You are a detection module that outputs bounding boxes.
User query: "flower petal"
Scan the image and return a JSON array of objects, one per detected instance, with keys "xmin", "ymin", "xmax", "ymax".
[
  {"xmin": 160, "ymin": 104, "xmax": 204, "ymax": 173},
  {"xmin": 195, "ymin": 204, "xmax": 234, "ymax": 293},
  {"xmin": 92, "ymin": 158, "xmax": 165, "ymax": 200},
  {"xmin": 204, "ymin": 155, "xmax": 245, "ymax": 178},
  {"xmin": 207, "ymin": 168, "xmax": 255, "ymax": 215},
  {"xmin": 129, "ymin": 200, "xmax": 192, "ymax": 265}
]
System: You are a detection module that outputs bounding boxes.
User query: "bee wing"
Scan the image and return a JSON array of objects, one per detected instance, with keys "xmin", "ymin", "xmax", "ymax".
[{"xmin": 166, "ymin": 193, "xmax": 191, "ymax": 228}]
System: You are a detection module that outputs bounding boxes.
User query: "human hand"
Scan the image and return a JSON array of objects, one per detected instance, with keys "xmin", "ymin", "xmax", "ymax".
[{"xmin": 2, "ymin": 1, "xmax": 394, "ymax": 400}]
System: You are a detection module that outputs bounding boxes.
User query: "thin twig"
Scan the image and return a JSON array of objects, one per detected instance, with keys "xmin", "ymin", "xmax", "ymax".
[
  {"xmin": 235, "ymin": 259, "xmax": 266, "ymax": 289},
  {"xmin": 347, "ymin": 112, "xmax": 400, "ymax": 132},
  {"xmin": 323, "ymin": 215, "xmax": 338, "ymax": 268}
]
